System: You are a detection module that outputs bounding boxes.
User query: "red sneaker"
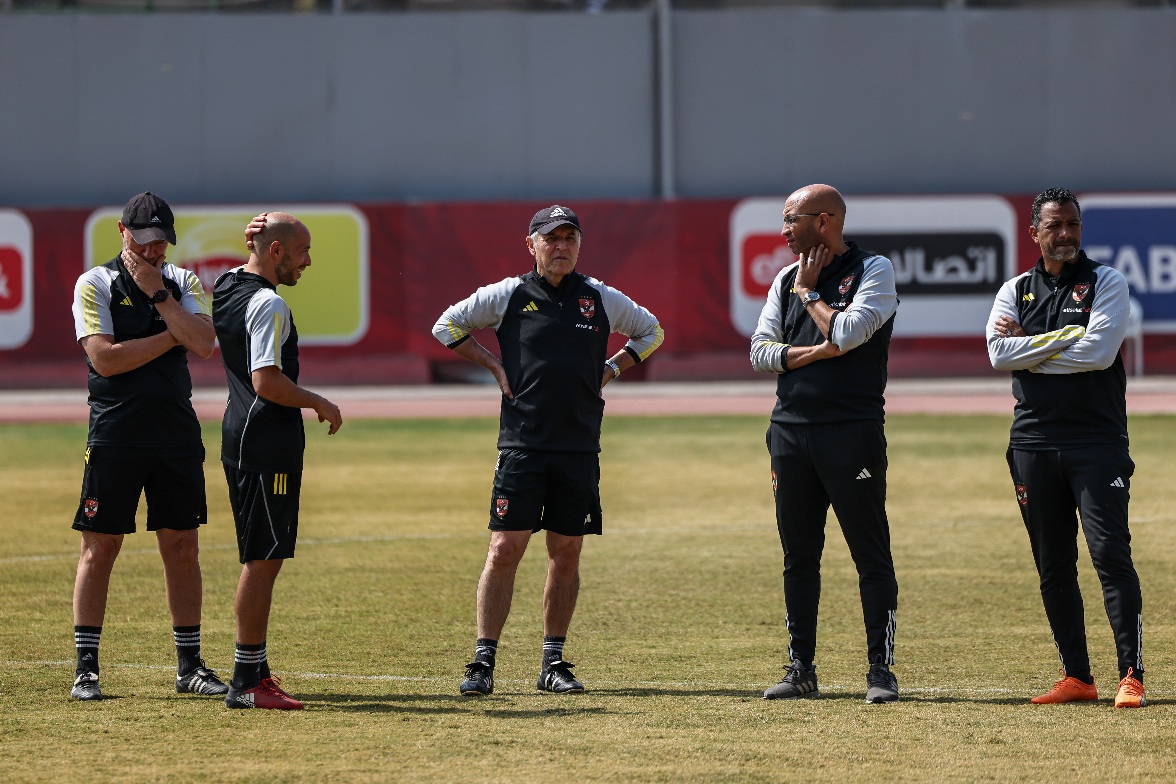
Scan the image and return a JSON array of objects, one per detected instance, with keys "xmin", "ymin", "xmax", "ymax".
[
  {"xmin": 262, "ymin": 676, "xmax": 294, "ymax": 699},
  {"xmin": 225, "ymin": 679, "xmax": 304, "ymax": 710},
  {"xmin": 1030, "ymin": 674, "xmax": 1098, "ymax": 705},
  {"xmin": 1114, "ymin": 669, "xmax": 1147, "ymax": 709}
]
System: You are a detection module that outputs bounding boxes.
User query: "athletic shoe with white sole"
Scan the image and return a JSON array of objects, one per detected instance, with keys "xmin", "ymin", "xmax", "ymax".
[
  {"xmin": 865, "ymin": 659, "xmax": 900, "ymax": 704},
  {"xmin": 225, "ymin": 680, "xmax": 303, "ymax": 710},
  {"xmin": 763, "ymin": 659, "xmax": 820, "ymax": 700},
  {"xmin": 176, "ymin": 660, "xmax": 229, "ymax": 696},
  {"xmin": 460, "ymin": 661, "xmax": 494, "ymax": 696},
  {"xmin": 536, "ymin": 660, "xmax": 584, "ymax": 693},
  {"xmin": 71, "ymin": 671, "xmax": 102, "ymax": 701}
]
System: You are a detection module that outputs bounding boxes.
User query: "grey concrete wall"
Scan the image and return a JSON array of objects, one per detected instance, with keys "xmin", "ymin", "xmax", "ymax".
[
  {"xmin": 0, "ymin": 6, "xmax": 1173, "ymax": 206},
  {"xmin": 0, "ymin": 12, "xmax": 656, "ymax": 205},
  {"xmin": 673, "ymin": 7, "xmax": 1176, "ymax": 197}
]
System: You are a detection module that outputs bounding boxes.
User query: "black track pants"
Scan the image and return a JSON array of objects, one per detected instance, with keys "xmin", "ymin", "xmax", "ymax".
[
  {"xmin": 1007, "ymin": 445, "xmax": 1143, "ymax": 680},
  {"xmin": 768, "ymin": 420, "xmax": 898, "ymax": 666}
]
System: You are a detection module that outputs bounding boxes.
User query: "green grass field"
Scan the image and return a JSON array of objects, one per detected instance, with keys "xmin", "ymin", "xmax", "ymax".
[{"xmin": 2, "ymin": 414, "xmax": 1175, "ymax": 783}]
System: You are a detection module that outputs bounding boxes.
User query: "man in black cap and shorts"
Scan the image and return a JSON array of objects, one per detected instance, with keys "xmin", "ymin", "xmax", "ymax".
[
  {"xmin": 434, "ymin": 205, "xmax": 664, "ymax": 696},
  {"xmin": 69, "ymin": 192, "xmax": 226, "ymax": 701},
  {"xmin": 215, "ymin": 212, "xmax": 343, "ymax": 710}
]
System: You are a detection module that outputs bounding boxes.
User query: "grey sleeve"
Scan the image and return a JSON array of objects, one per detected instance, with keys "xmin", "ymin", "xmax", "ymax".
[
  {"xmin": 986, "ymin": 274, "xmax": 1085, "ymax": 372},
  {"xmin": 828, "ymin": 255, "xmax": 898, "ymax": 352},
  {"xmin": 1031, "ymin": 265, "xmax": 1130, "ymax": 374},
  {"xmin": 432, "ymin": 277, "xmax": 522, "ymax": 347},
  {"xmin": 595, "ymin": 279, "xmax": 664, "ymax": 361},
  {"xmin": 750, "ymin": 264, "xmax": 794, "ymax": 373}
]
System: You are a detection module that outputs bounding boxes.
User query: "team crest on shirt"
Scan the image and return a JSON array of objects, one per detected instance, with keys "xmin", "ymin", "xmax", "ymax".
[
  {"xmin": 839, "ymin": 274, "xmax": 855, "ymax": 296},
  {"xmin": 1072, "ymin": 284, "xmax": 1090, "ymax": 303},
  {"xmin": 579, "ymin": 297, "xmax": 596, "ymax": 320},
  {"xmin": 1015, "ymin": 484, "xmax": 1028, "ymax": 507},
  {"xmin": 495, "ymin": 498, "xmax": 509, "ymax": 519},
  {"xmin": 84, "ymin": 498, "xmax": 99, "ymax": 519}
]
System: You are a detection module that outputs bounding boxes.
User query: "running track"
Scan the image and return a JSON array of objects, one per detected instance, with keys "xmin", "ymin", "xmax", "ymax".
[{"xmin": 3, "ymin": 378, "xmax": 1176, "ymax": 424}]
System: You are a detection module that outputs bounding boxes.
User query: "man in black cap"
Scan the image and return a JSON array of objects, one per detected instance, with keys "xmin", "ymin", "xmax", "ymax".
[
  {"xmin": 68, "ymin": 192, "xmax": 226, "ymax": 701},
  {"xmin": 433, "ymin": 204, "xmax": 664, "ymax": 696}
]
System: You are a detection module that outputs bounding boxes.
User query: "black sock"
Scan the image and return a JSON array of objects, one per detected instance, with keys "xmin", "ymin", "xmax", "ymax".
[
  {"xmin": 232, "ymin": 642, "xmax": 266, "ymax": 690},
  {"xmin": 1071, "ymin": 672, "xmax": 1095, "ymax": 686},
  {"xmin": 474, "ymin": 638, "xmax": 498, "ymax": 668},
  {"xmin": 542, "ymin": 636, "xmax": 566, "ymax": 667},
  {"xmin": 173, "ymin": 625, "xmax": 202, "ymax": 676},
  {"xmin": 74, "ymin": 625, "xmax": 101, "ymax": 677}
]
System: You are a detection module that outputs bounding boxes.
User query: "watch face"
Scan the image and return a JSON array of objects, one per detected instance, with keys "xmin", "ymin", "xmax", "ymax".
[{"xmin": 151, "ymin": 289, "xmax": 169, "ymax": 304}]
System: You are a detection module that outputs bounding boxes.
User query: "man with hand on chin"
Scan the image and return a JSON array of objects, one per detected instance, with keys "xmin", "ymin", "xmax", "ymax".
[
  {"xmin": 750, "ymin": 184, "xmax": 902, "ymax": 704},
  {"xmin": 69, "ymin": 192, "xmax": 224, "ymax": 702}
]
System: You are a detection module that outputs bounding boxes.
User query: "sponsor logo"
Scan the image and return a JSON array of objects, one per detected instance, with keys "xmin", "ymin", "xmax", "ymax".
[
  {"xmin": 574, "ymin": 323, "xmax": 599, "ymax": 331},
  {"xmin": 1110, "ymin": 477, "xmax": 1126, "ymax": 488},
  {"xmin": 1023, "ymin": 293, "xmax": 1035, "ymax": 302},
  {"xmin": 1072, "ymin": 283, "xmax": 1090, "ymax": 302},
  {"xmin": 0, "ymin": 247, "xmax": 22, "ymax": 311},
  {"xmin": 730, "ymin": 196, "xmax": 1017, "ymax": 338},
  {"xmin": 119, "ymin": 296, "xmax": 133, "ymax": 307},
  {"xmin": 522, "ymin": 301, "xmax": 539, "ymax": 313},
  {"xmin": 550, "ymin": 207, "xmax": 567, "ymax": 217},
  {"xmin": 85, "ymin": 205, "xmax": 370, "ymax": 346},
  {"xmin": 495, "ymin": 498, "xmax": 509, "ymax": 519},
  {"xmin": 771, "ymin": 470, "xmax": 778, "ymax": 498},
  {"xmin": 579, "ymin": 297, "xmax": 595, "ymax": 320},
  {"xmin": 0, "ymin": 210, "xmax": 34, "ymax": 350},
  {"xmin": 855, "ymin": 468, "xmax": 873, "ymax": 480},
  {"xmin": 1015, "ymin": 484, "xmax": 1028, "ymax": 506},
  {"xmin": 1061, "ymin": 307, "xmax": 1091, "ymax": 314},
  {"xmin": 839, "ymin": 274, "xmax": 856, "ymax": 296},
  {"xmin": 84, "ymin": 498, "xmax": 99, "ymax": 519}
]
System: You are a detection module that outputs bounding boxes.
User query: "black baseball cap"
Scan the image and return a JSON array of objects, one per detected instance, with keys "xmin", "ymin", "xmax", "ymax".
[
  {"xmin": 121, "ymin": 192, "xmax": 177, "ymax": 246},
  {"xmin": 529, "ymin": 205, "xmax": 582, "ymax": 236}
]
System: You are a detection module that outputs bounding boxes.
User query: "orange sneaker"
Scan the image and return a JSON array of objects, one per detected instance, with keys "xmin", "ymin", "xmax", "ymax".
[
  {"xmin": 1030, "ymin": 674, "xmax": 1098, "ymax": 704},
  {"xmin": 1114, "ymin": 669, "xmax": 1147, "ymax": 708}
]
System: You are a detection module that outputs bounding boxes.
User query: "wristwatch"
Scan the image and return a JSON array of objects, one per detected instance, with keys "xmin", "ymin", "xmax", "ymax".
[
  {"xmin": 605, "ymin": 359, "xmax": 622, "ymax": 379},
  {"xmin": 150, "ymin": 289, "xmax": 170, "ymax": 304},
  {"xmin": 801, "ymin": 291, "xmax": 821, "ymax": 307}
]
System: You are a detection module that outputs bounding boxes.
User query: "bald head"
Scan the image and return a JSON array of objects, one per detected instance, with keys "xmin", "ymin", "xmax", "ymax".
[
  {"xmin": 252, "ymin": 212, "xmax": 306, "ymax": 260},
  {"xmin": 787, "ymin": 184, "xmax": 845, "ymax": 223},
  {"xmin": 781, "ymin": 184, "xmax": 849, "ymax": 255}
]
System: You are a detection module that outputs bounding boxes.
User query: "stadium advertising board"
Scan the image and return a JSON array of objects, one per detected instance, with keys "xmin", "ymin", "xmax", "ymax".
[
  {"xmin": 0, "ymin": 210, "xmax": 34, "ymax": 350},
  {"xmin": 1079, "ymin": 194, "xmax": 1176, "ymax": 333},
  {"xmin": 730, "ymin": 196, "xmax": 1017, "ymax": 337},
  {"xmin": 84, "ymin": 205, "xmax": 370, "ymax": 346}
]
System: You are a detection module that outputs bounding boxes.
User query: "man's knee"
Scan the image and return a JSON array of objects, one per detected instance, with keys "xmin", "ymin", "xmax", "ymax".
[
  {"xmin": 546, "ymin": 533, "xmax": 583, "ymax": 570},
  {"xmin": 79, "ymin": 532, "xmax": 123, "ymax": 569},
  {"xmin": 485, "ymin": 532, "xmax": 530, "ymax": 571},
  {"xmin": 157, "ymin": 528, "xmax": 201, "ymax": 564}
]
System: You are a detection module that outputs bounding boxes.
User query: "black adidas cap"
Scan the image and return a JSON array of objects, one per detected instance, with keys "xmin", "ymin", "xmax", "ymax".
[
  {"xmin": 529, "ymin": 205, "xmax": 582, "ymax": 236},
  {"xmin": 121, "ymin": 192, "xmax": 177, "ymax": 246}
]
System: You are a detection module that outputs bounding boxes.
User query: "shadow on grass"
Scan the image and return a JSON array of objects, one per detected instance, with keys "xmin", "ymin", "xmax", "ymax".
[{"xmin": 297, "ymin": 691, "xmax": 612, "ymax": 716}]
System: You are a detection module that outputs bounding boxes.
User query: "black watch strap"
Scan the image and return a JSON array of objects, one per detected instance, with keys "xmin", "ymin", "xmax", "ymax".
[{"xmin": 150, "ymin": 289, "xmax": 170, "ymax": 304}]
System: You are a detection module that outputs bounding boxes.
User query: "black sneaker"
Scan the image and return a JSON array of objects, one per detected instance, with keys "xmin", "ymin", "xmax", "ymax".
[
  {"xmin": 460, "ymin": 661, "xmax": 494, "ymax": 696},
  {"xmin": 176, "ymin": 659, "xmax": 229, "ymax": 695},
  {"xmin": 71, "ymin": 671, "xmax": 102, "ymax": 701},
  {"xmin": 537, "ymin": 660, "xmax": 584, "ymax": 693},
  {"xmin": 763, "ymin": 659, "xmax": 820, "ymax": 700},
  {"xmin": 865, "ymin": 659, "xmax": 899, "ymax": 704}
]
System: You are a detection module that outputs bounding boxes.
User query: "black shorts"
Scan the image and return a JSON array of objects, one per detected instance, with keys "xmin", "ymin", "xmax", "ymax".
[
  {"xmin": 489, "ymin": 448, "xmax": 602, "ymax": 536},
  {"xmin": 73, "ymin": 445, "xmax": 206, "ymax": 535},
  {"xmin": 223, "ymin": 463, "xmax": 302, "ymax": 563}
]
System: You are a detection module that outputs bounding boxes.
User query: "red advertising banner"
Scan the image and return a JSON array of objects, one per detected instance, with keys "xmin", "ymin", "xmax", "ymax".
[{"xmin": 1, "ymin": 195, "xmax": 1171, "ymax": 389}]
